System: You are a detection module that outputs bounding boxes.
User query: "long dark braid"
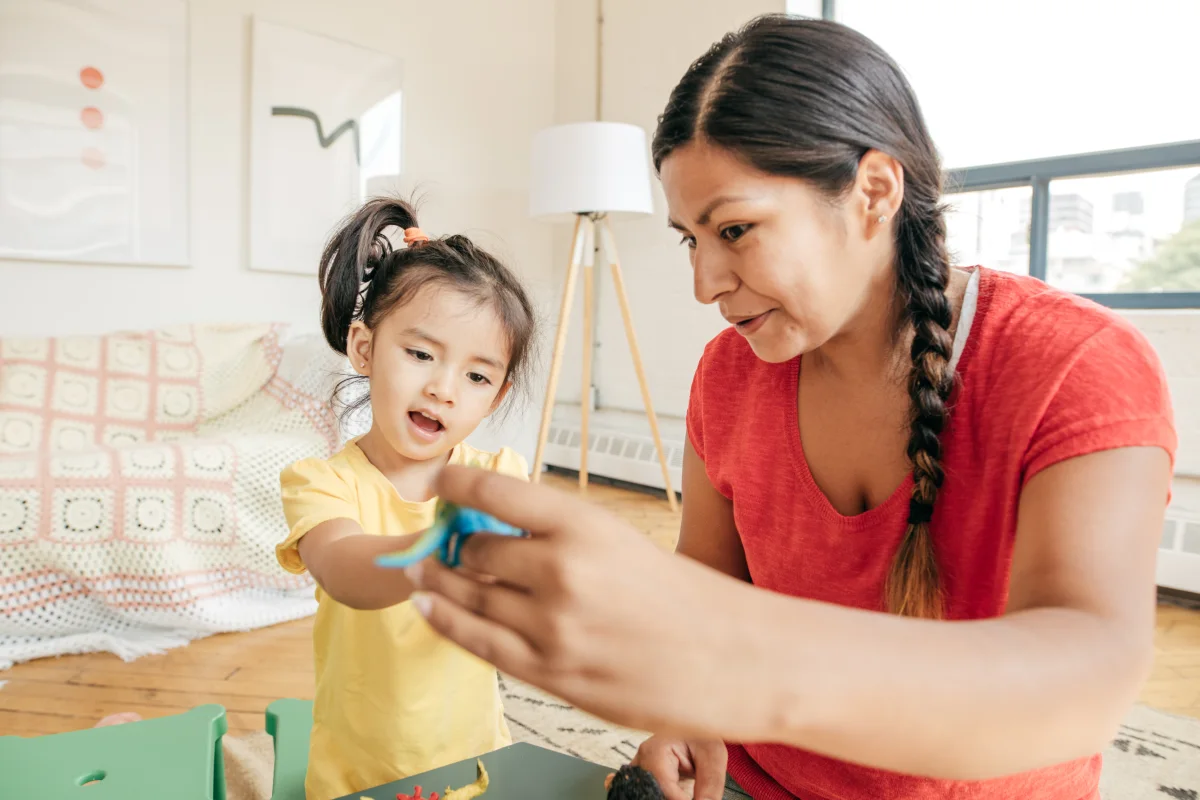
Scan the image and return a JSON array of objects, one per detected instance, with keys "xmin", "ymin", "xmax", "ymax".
[
  {"xmin": 891, "ymin": 192, "xmax": 954, "ymax": 619},
  {"xmin": 652, "ymin": 15, "xmax": 957, "ymax": 618}
]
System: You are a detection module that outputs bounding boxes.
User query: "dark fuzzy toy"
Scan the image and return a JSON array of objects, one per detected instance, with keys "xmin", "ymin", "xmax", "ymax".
[{"xmin": 606, "ymin": 765, "xmax": 667, "ymax": 800}]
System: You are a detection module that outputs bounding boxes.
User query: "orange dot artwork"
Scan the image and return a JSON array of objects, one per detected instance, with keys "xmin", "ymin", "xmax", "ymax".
[
  {"xmin": 80, "ymin": 66, "xmax": 104, "ymax": 89},
  {"xmin": 80, "ymin": 106, "xmax": 104, "ymax": 130},
  {"xmin": 81, "ymin": 148, "xmax": 106, "ymax": 170}
]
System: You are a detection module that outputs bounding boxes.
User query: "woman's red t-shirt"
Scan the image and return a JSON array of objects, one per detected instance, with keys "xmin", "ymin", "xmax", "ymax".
[{"xmin": 686, "ymin": 268, "xmax": 1177, "ymax": 800}]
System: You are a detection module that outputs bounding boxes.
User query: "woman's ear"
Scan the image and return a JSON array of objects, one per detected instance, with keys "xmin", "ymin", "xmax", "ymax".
[
  {"xmin": 854, "ymin": 149, "xmax": 905, "ymax": 237},
  {"xmin": 347, "ymin": 322, "xmax": 373, "ymax": 376},
  {"xmin": 489, "ymin": 381, "xmax": 513, "ymax": 414}
]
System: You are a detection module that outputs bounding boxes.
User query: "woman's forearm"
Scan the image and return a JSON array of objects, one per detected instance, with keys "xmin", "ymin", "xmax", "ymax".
[
  {"xmin": 307, "ymin": 533, "xmax": 421, "ymax": 610},
  {"xmin": 731, "ymin": 591, "xmax": 1151, "ymax": 780}
]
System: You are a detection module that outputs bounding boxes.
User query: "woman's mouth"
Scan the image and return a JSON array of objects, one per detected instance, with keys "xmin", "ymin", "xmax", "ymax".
[{"xmin": 733, "ymin": 311, "xmax": 772, "ymax": 336}]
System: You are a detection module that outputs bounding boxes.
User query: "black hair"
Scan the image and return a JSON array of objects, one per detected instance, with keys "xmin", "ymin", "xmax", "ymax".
[
  {"xmin": 318, "ymin": 196, "xmax": 537, "ymax": 422},
  {"xmin": 606, "ymin": 765, "xmax": 666, "ymax": 800},
  {"xmin": 653, "ymin": 15, "xmax": 953, "ymax": 618}
]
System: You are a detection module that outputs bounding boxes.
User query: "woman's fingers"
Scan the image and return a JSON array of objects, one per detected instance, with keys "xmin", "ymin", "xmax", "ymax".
[
  {"xmin": 408, "ymin": 559, "xmax": 544, "ymax": 643},
  {"xmin": 630, "ymin": 740, "xmax": 692, "ymax": 800},
  {"xmin": 691, "ymin": 741, "xmax": 729, "ymax": 800},
  {"xmin": 435, "ymin": 466, "xmax": 590, "ymax": 536},
  {"xmin": 409, "ymin": 585, "xmax": 538, "ymax": 679},
  {"xmin": 454, "ymin": 532, "xmax": 557, "ymax": 592}
]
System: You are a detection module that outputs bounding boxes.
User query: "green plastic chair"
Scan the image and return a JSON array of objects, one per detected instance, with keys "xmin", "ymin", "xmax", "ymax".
[
  {"xmin": 0, "ymin": 703, "xmax": 228, "ymax": 800},
  {"xmin": 265, "ymin": 698, "xmax": 313, "ymax": 800}
]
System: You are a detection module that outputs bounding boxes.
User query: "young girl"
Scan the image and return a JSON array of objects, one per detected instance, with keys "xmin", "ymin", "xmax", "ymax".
[{"xmin": 275, "ymin": 198, "xmax": 536, "ymax": 800}]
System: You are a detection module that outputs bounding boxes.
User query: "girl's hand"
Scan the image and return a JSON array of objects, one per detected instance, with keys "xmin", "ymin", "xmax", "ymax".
[
  {"xmin": 404, "ymin": 466, "xmax": 764, "ymax": 740},
  {"xmin": 632, "ymin": 737, "xmax": 728, "ymax": 800}
]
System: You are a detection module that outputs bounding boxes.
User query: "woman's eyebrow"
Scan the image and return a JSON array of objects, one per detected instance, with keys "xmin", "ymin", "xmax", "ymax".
[{"xmin": 668, "ymin": 195, "xmax": 751, "ymax": 231}]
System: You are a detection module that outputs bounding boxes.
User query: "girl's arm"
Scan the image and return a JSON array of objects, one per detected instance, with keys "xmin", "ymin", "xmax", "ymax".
[
  {"xmin": 298, "ymin": 520, "xmax": 422, "ymax": 610},
  {"xmin": 744, "ymin": 445, "xmax": 1168, "ymax": 779},
  {"xmin": 677, "ymin": 440, "xmax": 750, "ymax": 581}
]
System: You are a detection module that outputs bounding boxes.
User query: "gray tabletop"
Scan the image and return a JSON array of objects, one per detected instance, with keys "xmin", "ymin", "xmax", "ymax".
[{"xmin": 338, "ymin": 742, "xmax": 615, "ymax": 800}]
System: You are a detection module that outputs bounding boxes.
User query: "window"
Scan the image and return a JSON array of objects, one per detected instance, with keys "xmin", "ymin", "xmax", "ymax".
[
  {"xmin": 944, "ymin": 187, "xmax": 1031, "ymax": 275},
  {"xmin": 946, "ymin": 143, "xmax": 1200, "ymax": 307},
  {"xmin": 831, "ymin": 0, "xmax": 1200, "ymax": 307},
  {"xmin": 834, "ymin": 0, "xmax": 1200, "ymax": 170},
  {"xmin": 1046, "ymin": 168, "xmax": 1200, "ymax": 294}
]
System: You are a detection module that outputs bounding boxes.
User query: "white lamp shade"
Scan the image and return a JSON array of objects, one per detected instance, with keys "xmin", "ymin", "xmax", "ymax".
[{"xmin": 529, "ymin": 122, "xmax": 655, "ymax": 220}]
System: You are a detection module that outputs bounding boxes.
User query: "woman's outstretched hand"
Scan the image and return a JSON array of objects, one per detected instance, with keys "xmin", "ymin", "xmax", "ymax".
[{"xmin": 403, "ymin": 465, "xmax": 761, "ymax": 740}]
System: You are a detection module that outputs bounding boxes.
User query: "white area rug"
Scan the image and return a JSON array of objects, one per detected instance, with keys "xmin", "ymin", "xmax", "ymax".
[{"xmin": 499, "ymin": 678, "xmax": 1200, "ymax": 800}]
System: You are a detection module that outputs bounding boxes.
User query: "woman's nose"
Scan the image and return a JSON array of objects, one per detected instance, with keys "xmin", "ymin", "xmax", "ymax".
[{"xmin": 692, "ymin": 246, "xmax": 737, "ymax": 305}]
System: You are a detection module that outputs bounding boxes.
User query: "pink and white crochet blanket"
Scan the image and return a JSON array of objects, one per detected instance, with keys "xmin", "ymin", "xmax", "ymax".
[{"xmin": 0, "ymin": 324, "xmax": 342, "ymax": 668}]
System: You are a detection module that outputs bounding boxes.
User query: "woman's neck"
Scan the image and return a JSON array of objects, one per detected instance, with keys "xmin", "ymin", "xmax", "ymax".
[
  {"xmin": 808, "ymin": 267, "xmax": 969, "ymax": 387},
  {"xmin": 808, "ymin": 271, "xmax": 910, "ymax": 386},
  {"xmin": 356, "ymin": 426, "xmax": 451, "ymax": 503}
]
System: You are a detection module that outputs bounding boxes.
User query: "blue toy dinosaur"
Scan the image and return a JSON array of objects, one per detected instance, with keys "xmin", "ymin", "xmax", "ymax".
[{"xmin": 375, "ymin": 501, "xmax": 527, "ymax": 569}]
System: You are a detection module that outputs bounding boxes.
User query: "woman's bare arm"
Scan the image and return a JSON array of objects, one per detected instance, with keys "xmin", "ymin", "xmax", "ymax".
[{"xmin": 677, "ymin": 439, "xmax": 750, "ymax": 581}]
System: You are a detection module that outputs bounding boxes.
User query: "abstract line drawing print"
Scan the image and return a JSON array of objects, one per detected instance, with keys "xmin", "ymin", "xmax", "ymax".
[
  {"xmin": 270, "ymin": 107, "xmax": 361, "ymax": 165},
  {"xmin": 248, "ymin": 18, "xmax": 402, "ymax": 276}
]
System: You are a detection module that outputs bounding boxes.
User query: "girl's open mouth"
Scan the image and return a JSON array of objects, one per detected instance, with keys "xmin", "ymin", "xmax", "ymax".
[{"xmin": 408, "ymin": 411, "xmax": 445, "ymax": 436}]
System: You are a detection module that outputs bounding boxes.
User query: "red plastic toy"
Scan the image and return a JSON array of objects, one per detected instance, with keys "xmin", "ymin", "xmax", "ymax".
[{"xmin": 397, "ymin": 786, "xmax": 440, "ymax": 800}]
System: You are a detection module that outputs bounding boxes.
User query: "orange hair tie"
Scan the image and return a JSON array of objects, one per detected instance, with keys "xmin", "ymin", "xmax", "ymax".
[{"xmin": 403, "ymin": 227, "xmax": 430, "ymax": 247}]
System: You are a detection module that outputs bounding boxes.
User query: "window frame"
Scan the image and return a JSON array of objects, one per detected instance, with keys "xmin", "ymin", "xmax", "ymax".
[{"xmin": 944, "ymin": 140, "xmax": 1200, "ymax": 309}]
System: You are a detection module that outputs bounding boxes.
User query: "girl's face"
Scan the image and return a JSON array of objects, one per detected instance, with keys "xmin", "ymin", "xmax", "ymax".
[
  {"xmin": 349, "ymin": 282, "xmax": 511, "ymax": 463},
  {"xmin": 659, "ymin": 141, "xmax": 899, "ymax": 363}
]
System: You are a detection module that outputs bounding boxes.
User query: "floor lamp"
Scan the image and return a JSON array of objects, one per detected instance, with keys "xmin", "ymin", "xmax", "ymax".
[{"xmin": 528, "ymin": 121, "xmax": 678, "ymax": 511}]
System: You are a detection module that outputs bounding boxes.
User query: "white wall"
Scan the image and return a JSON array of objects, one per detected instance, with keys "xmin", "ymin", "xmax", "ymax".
[
  {"xmin": 0, "ymin": 0, "xmax": 558, "ymax": 461},
  {"xmin": 1121, "ymin": 312, "xmax": 1200, "ymax": 494}
]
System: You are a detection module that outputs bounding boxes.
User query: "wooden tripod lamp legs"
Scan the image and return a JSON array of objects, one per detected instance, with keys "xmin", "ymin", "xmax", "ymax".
[
  {"xmin": 531, "ymin": 214, "xmax": 679, "ymax": 512},
  {"xmin": 531, "ymin": 216, "xmax": 584, "ymax": 481},
  {"xmin": 598, "ymin": 219, "xmax": 678, "ymax": 512},
  {"xmin": 579, "ymin": 220, "xmax": 596, "ymax": 490}
]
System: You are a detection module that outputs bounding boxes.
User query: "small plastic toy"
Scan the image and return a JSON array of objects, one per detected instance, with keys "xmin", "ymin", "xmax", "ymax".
[
  {"xmin": 375, "ymin": 501, "xmax": 527, "ymax": 569},
  {"xmin": 394, "ymin": 759, "xmax": 489, "ymax": 800}
]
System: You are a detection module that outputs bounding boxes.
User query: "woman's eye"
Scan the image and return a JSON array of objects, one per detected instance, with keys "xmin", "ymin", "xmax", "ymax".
[
  {"xmin": 407, "ymin": 349, "xmax": 433, "ymax": 362},
  {"xmin": 678, "ymin": 234, "xmax": 696, "ymax": 249},
  {"xmin": 720, "ymin": 224, "xmax": 750, "ymax": 242},
  {"xmin": 467, "ymin": 372, "xmax": 491, "ymax": 385}
]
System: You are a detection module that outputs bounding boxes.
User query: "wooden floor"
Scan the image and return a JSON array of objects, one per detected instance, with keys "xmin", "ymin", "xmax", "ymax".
[{"xmin": 2, "ymin": 473, "xmax": 1199, "ymax": 738}]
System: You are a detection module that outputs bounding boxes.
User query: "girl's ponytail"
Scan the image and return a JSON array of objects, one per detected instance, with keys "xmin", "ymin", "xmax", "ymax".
[{"xmin": 317, "ymin": 197, "xmax": 419, "ymax": 354}]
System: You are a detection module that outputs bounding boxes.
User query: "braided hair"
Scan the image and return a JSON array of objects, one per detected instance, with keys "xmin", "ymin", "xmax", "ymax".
[
  {"xmin": 317, "ymin": 196, "xmax": 538, "ymax": 422},
  {"xmin": 653, "ymin": 15, "xmax": 954, "ymax": 618}
]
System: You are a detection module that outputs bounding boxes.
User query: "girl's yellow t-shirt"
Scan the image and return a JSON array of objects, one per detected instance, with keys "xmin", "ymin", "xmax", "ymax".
[{"xmin": 277, "ymin": 439, "xmax": 527, "ymax": 800}]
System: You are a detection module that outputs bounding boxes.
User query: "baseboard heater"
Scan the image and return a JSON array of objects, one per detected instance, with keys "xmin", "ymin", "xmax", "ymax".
[
  {"xmin": 1160, "ymin": 512, "xmax": 1200, "ymax": 594},
  {"xmin": 541, "ymin": 404, "xmax": 685, "ymax": 494}
]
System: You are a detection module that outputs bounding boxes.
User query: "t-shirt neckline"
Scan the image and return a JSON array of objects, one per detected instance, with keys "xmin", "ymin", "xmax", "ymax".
[{"xmin": 785, "ymin": 267, "xmax": 992, "ymax": 528}]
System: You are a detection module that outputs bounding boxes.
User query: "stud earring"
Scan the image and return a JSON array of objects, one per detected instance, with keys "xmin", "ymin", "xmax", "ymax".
[{"xmin": 877, "ymin": 214, "xmax": 888, "ymax": 224}]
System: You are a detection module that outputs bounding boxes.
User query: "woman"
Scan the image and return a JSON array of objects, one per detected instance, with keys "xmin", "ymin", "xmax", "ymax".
[{"xmin": 403, "ymin": 15, "xmax": 1176, "ymax": 800}]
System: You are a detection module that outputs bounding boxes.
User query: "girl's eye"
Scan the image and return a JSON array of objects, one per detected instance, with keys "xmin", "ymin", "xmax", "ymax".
[
  {"xmin": 678, "ymin": 234, "xmax": 696, "ymax": 249},
  {"xmin": 720, "ymin": 224, "xmax": 750, "ymax": 242},
  {"xmin": 407, "ymin": 349, "xmax": 433, "ymax": 362},
  {"xmin": 467, "ymin": 372, "xmax": 491, "ymax": 385}
]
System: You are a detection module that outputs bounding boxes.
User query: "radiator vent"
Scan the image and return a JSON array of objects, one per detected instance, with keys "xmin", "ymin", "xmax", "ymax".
[
  {"xmin": 543, "ymin": 420, "xmax": 685, "ymax": 495},
  {"xmin": 1158, "ymin": 513, "xmax": 1200, "ymax": 594}
]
